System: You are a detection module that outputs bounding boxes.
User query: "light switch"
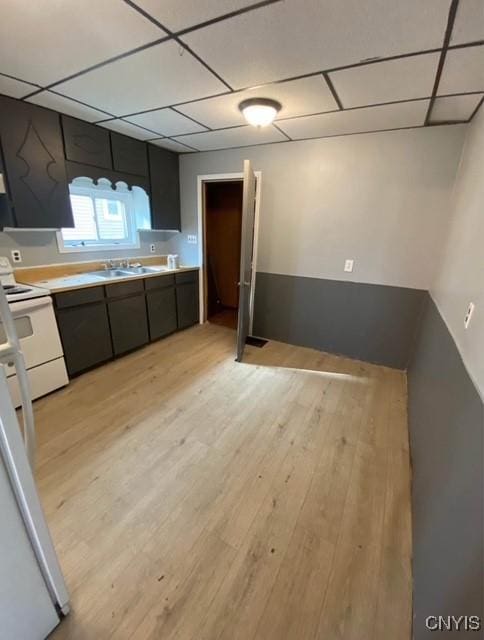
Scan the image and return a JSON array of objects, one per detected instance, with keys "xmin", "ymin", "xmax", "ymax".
[
  {"xmin": 187, "ymin": 234, "xmax": 197, "ymax": 244},
  {"xmin": 344, "ymin": 259, "xmax": 354, "ymax": 273},
  {"xmin": 464, "ymin": 302, "xmax": 475, "ymax": 329}
]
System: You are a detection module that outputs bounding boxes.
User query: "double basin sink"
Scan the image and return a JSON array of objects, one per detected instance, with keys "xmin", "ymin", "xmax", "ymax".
[{"xmin": 89, "ymin": 265, "xmax": 169, "ymax": 280}]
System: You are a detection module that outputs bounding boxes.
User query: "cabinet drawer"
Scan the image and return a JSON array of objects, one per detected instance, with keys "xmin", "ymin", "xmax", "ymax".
[
  {"xmin": 175, "ymin": 270, "xmax": 198, "ymax": 286},
  {"xmin": 55, "ymin": 286, "xmax": 105, "ymax": 308},
  {"xmin": 144, "ymin": 274, "xmax": 175, "ymax": 290},
  {"xmin": 105, "ymin": 278, "xmax": 144, "ymax": 299}
]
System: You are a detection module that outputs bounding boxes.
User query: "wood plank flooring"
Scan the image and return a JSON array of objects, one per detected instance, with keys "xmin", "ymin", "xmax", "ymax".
[{"xmin": 34, "ymin": 323, "xmax": 412, "ymax": 640}]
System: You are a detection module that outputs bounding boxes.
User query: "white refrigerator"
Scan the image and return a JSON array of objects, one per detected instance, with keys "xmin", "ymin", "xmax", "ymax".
[{"xmin": 0, "ymin": 286, "xmax": 69, "ymax": 639}]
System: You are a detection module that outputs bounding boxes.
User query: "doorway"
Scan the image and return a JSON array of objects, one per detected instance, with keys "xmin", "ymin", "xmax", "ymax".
[
  {"xmin": 204, "ymin": 180, "xmax": 243, "ymax": 330},
  {"xmin": 197, "ymin": 171, "xmax": 261, "ymax": 335}
]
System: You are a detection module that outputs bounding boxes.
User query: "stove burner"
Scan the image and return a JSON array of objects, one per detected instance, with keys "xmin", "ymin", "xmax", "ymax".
[{"xmin": 2, "ymin": 284, "xmax": 32, "ymax": 295}]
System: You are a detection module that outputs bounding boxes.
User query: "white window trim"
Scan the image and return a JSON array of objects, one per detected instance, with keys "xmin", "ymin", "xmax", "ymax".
[{"xmin": 57, "ymin": 184, "xmax": 141, "ymax": 253}]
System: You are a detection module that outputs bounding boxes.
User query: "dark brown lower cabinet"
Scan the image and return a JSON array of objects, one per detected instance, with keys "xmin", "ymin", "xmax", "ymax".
[
  {"xmin": 56, "ymin": 302, "xmax": 113, "ymax": 376},
  {"xmin": 108, "ymin": 294, "xmax": 149, "ymax": 356},
  {"xmin": 147, "ymin": 287, "xmax": 178, "ymax": 340},
  {"xmin": 176, "ymin": 281, "xmax": 199, "ymax": 329},
  {"xmin": 54, "ymin": 270, "xmax": 199, "ymax": 377}
]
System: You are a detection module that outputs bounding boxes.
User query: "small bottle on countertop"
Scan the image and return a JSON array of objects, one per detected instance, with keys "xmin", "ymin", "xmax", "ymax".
[{"xmin": 167, "ymin": 254, "xmax": 180, "ymax": 270}]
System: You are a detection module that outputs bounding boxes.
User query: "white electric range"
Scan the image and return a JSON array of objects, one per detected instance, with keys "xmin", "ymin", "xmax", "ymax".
[{"xmin": 0, "ymin": 257, "xmax": 68, "ymax": 407}]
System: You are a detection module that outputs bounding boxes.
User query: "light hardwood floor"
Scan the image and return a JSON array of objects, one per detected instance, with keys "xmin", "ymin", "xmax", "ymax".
[{"xmin": 35, "ymin": 323, "xmax": 412, "ymax": 640}]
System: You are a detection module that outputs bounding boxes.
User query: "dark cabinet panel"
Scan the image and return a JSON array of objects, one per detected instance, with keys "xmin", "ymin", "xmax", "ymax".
[
  {"xmin": 55, "ymin": 285, "xmax": 105, "ymax": 309},
  {"xmin": 108, "ymin": 294, "xmax": 149, "ymax": 355},
  {"xmin": 65, "ymin": 160, "xmax": 150, "ymax": 193},
  {"xmin": 56, "ymin": 302, "xmax": 113, "ymax": 376},
  {"xmin": 0, "ymin": 96, "xmax": 73, "ymax": 228},
  {"xmin": 147, "ymin": 287, "xmax": 178, "ymax": 341},
  {"xmin": 111, "ymin": 133, "xmax": 148, "ymax": 177},
  {"xmin": 145, "ymin": 274, "xmax": 175, "ymax": 290},
  {"xmin": 105, "ymin": 278, "xmax": 144, "ymax": 299},
  {"xmin": 62, "ymin": 116, "xmax": 112, "ymax": 169},
  {"xmin": 175, "ymin": 270, "xmax": 197, "ymax": 285},
  {"xmin": 148, "ymin": 145, "xmax": 181, "ymax": 231},
  {"xmin": 176, "ymin": 281, "xmax": 199, "ymax": 329}
]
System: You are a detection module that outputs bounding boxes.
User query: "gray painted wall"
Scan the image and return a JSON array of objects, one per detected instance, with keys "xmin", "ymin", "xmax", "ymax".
[
  {"xmin": 432, "ymin": 109, "xmax": 484, "ymax": 399},
  {"xmin": 178, "ymin": 125, "xmax": 465, "ymax": 290},
  {"xmin": 408, "ymin": 297, "xmax": 483, "ymax": 638},
  {"xmin": 408, "ymin": 113, "xmax": 484, "ymax": 637},
  {"xmin": 0, "ymin": 228, "xmax": 178, "ymax": 267},
  {"xmin": 253, "ymin": 272, "xmax": 427, "ymax": 369}
]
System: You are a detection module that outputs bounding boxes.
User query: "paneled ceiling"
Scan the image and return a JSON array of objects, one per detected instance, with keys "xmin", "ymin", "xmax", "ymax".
[{"xmin": 0, "ymin": 0, "xmax": 482, "ymax": 153}]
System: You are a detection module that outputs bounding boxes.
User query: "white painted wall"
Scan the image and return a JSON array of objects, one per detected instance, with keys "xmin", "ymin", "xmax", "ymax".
[
  {"xmin": 432, "ymin": 109, "xmax": 484, "ymax": 397},
  {"xmin": 178, "ymin": 125, "xmax": 465, "ymax": 290}
]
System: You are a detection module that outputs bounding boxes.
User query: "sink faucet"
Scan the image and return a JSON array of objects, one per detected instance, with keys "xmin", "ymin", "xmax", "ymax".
[{"xmin": 103, "ymin": 259, "xmax": 116, "ymax": 270}]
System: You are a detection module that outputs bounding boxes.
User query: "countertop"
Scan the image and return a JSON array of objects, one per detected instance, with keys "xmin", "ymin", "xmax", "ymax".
[{"xmin": 22, "ymin": 265, "xmax": 199, "ymax": 294}]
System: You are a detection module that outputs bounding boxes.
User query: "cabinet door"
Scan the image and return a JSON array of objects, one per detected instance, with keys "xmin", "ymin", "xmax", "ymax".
[
  {"xmin": 148, "ymin": 145, "xmax": 181, "ymax": 231},
  {"xmin": 56, "ymin": 303, "xmax": 113, "ymax": 376},
  {"xmin": 176, "ymin": 282, "xmax": 199, "ymax": 329},
  {"xmin": 62, "ymin": 116, "xmax": 112, "ymax": 169},
  {"xmin": 0, "ymin": 96, "xmax": 73, "ymax": 228},
  {"xmin": 108, "ymin": 294, "xmax": 149, "ymax": 355},
  {"xmin": 110, "ymin": 133, "xmax": 148, "ymax": 176},
  {"xmin": 147, "ymin": 287, "xmax": 177, "ymax": 341}
]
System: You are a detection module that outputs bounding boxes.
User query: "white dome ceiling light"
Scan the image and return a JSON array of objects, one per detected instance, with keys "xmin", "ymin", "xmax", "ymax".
[{"xmin": 238, "ymin": 98, "xmax": 282, "ymax": 127}]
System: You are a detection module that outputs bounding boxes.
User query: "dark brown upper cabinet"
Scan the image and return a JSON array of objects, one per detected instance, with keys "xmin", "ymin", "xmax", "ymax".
[
  {"xmin": 0, "ymin": 95, "xmax": 73, "ymax": 228},
  {"xmin": 62, "ymin": 116, "xmax": 112, "ymax": 170},
  {"xmin": 148, "ymin": 144, "xmax": 181, "ymax": 231},
  {"xmin": 110, "ymin": 132, "xmax": 148, "ymax": 177}
]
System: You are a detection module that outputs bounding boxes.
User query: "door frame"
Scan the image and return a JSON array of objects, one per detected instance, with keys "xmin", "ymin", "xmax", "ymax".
[{"xmin": 196, "ymin": 171, "xmax": 262, "ymax": 333}]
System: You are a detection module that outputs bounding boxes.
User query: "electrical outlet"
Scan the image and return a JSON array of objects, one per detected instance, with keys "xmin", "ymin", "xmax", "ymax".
[
  {"xmin": 464, "ymin": 302, "xmax": 475, "ymax": 329},
  {"xmin": 187, "ymin": 234, "xmax": 197, "ymax": 244},
  {"xmin": 344, "ymin": 259, "xmax": 354, "ymax": 273},
  {"xmin": 11, "ymin": 249, "xmax": 22, "ymax": 263},
  {"xmin": 149, "ymin": 244, "xmax": 156, "ymax": 253}
]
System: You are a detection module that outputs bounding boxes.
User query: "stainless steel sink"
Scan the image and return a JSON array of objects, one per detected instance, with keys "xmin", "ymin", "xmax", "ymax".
[
  {"xmin": 121, "ymin": 266, "xmax": 160, "ymax": 275},
  {"xmin": 89, "ymin": 269, "xmax": 131, "ymax": 279}
]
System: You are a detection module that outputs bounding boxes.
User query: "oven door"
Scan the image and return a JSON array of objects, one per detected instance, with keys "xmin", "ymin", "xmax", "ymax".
[{"xmin": 0, "ymin": 296, "xmax": 64, "ymax": 377}]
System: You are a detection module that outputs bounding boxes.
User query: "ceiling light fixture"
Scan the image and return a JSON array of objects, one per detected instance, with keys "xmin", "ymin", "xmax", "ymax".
[{"xmin": 239, "ymin": 98, "xmax": 282, "ymax": 127}]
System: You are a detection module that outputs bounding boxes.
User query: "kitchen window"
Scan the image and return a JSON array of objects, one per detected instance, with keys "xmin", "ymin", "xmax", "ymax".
[{"xmin": 57, "ymin": 177, "xmax": 150, "ymax": 252}]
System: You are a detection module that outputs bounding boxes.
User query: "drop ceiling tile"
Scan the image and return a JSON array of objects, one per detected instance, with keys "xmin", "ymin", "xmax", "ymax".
[
  {"xmin": 277, "ymin": 100, "xmax": 429, "ymax": 140},
  {"xmin": 329, "ymin": 53, "xmax": 439, "ymax": 108},
  {"xmin": 134, "ymin": 0, "xmax": 257, "ymax": 32},
  {"xmin": 437, "ymin": 46, "xmax": 484, "ymax": 94},
  {"xmin": 177, "ymin": 75, "xmax": 338, "ymax": 129},
  {"xmin": 0, "ymin": 74, "xmax": 37, "ymax": 99},
  {"xmin": 450, "ymin": 0, "xmax": 484, "ymax": 45},
  {"xmin": 0, "ymin": 0, "xmax": 164, "ymax": 86},
  {"xmin": 26, "ymin": 91, "xmax": 112, "ymax": 122},
  {"xmin": 150, "ymin": 139, "xmax": 197, "ymax": 153},
  {"xmin": 182, "ymin": 0, "xmax": 451, "ymax": 89},
  {"xmin": 430, "ymin": 93, "xmax": 483, "ymax": 122},
  {"xmin": 125, "ymin": 108, "xmax": 208, "ymax": 136},
  {"xmin": 54, "ymin": 41, "xmax": 228, "ymax": 116},
  {"xmin": 173, "ymin": 125, "xmax": 286, "ymax": 151},
  {"xmin": 99, "ymin": 119, "xmax": 158, "ymax": 141}
]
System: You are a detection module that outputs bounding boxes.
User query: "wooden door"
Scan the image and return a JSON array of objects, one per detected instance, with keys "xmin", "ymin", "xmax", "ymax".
[{"xmin": 236, "ymin": 160, "xmax": 256, "ymax": 362}]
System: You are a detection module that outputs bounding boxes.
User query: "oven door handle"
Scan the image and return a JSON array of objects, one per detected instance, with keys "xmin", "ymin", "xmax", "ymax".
[
  {"xmin": 0, "ymin": 288, "xmax": 36, "ymax": 468},
  {"xmin": 9, "ymin": 296, "xmax": 52, "ymax": 314}
]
